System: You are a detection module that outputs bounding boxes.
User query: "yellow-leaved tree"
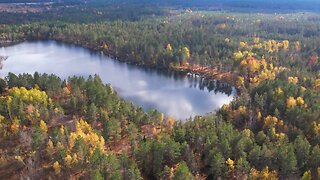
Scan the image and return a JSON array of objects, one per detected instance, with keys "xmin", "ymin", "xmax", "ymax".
[
  {"xmin": 180, "ymin": 47, "xmax": 190, "ymax": 65},
  {"xmin": 166, "ymin": 43, "xmax": 173, "ymax": 52},
  {"xmin": 64, "ymin": 154, "xmax": 73, "ymax": 168},
  {"xmin": 314, "ymin": 79, "xmax": 320, "ymax": 91},
  {"xmin": 39, "ymin": 120, "xmax": 48, "ymax": 134},
  {"xmin": 69, "ymin": 119, "xmax": 105, "ymax": 153},
  {"xmin": 249, "ymin": 166, "xmax": 278, "ymax": 180},
  {"xmin": 226, "ymin": 158, "xmax": 235, "ymax": 171},
  {"xmin": 53, "ymin": 161, "xmax": 61, "ymax": 174},
  {"xmin": 287, "ymin": 97, "xmax": 297, "ymax": 108},
  {"xmin": 46, "ymin": 139, "xmax": 54, "ymax": 155}
]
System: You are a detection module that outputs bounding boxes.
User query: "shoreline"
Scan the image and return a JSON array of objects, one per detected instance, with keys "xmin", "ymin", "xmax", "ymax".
[
  {"xmin": 49, "ymin": 38, "xmax": 238, "ymax": 87},
  {"xmin": 172, "ymin": 64, "xmax": 236, "ymax": 86},
  {"xmin": 0, "ymin": 39, "xmax": 237, "ymax": 87},
  {"xmin": 0, "ymin": 40, "xmax": 23, "ymax": 47}
]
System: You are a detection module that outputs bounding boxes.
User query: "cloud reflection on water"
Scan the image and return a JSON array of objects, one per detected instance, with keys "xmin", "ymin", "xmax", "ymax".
[{"xmin": 0, "ymin": 41, "xmax": 236, "ymax": 120}]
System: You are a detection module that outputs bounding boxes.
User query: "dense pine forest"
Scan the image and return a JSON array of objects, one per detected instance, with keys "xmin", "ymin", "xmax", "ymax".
[{"xmin": 0, "ymin": 0, "xmax": 319, "ymax": 179}]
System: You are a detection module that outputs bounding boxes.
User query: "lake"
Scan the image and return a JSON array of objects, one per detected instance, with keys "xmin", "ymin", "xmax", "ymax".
[{"xmin": 0, "ymin": 41, "xmax": 235, "ymax": 120}]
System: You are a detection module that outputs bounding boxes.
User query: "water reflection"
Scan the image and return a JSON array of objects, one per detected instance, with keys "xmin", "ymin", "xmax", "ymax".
[{"xmin": 0, "ymin": 41, "xmax": 236, "ymax": 120}]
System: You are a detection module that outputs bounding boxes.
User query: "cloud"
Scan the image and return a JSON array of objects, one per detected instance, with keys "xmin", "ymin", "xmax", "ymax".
[{"xmin": 137, "ymin": 80, "xmax": 147, "ymax": 88}]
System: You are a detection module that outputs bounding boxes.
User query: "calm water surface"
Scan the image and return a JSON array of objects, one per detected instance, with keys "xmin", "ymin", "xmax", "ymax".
[{"xmin": 0, "ymin": 41, "xmax": 235, "ymax": 119}]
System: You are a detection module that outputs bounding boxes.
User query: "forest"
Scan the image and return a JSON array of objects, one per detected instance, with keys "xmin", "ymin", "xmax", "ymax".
[{"xmin": 0, "ymin": 0, "xmax": 320, "ymax": 179}]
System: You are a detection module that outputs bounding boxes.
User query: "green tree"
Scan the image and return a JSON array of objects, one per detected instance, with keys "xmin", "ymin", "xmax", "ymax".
[
  {"xmin": 310, "ymin": 145, "xmax": 320, "ymax": 175},
  {"xmin": 161, "ymin": 165, "xmax": 171, "ymax": 180},
  {"xmin": 294, "ymin": 135, "xmax": 311, "ymax": 171},
  {"xmin": 209, "ymin": 152, "xmax": 226, "ymax": 179},
  {"xmin": 87, "ymin": 103, "xmax": 98, "ymax": 123},
  {"xmin": 120, "ymin": 154, "xmax": 143, "ymax": 180},
  {"xmin": 236, "ymin": 157, "xmax": 250, "ymax": 176},
  {"xmin": 173, "ymin": 161, "xmax": 193, "ymax": 180},
  {"xmin": 32, "ymin": 126, "xmax": 46, "ymax": 150},
  {"xmin": 276, "ymin": 142, "xmax": 297, "ymax": 177},
  {"xmin": 91, "ymin": 170, "xmax": 104, "ymax": 180},
  {"xmin": 0, "ymin": 78, "xmax": 6, "ymax": 94}
]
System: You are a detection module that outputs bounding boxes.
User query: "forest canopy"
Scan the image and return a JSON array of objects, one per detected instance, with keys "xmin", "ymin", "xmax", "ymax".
[{"xmin": 0, "ymin": 0, "xmax": 319, "ymax": 179}]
